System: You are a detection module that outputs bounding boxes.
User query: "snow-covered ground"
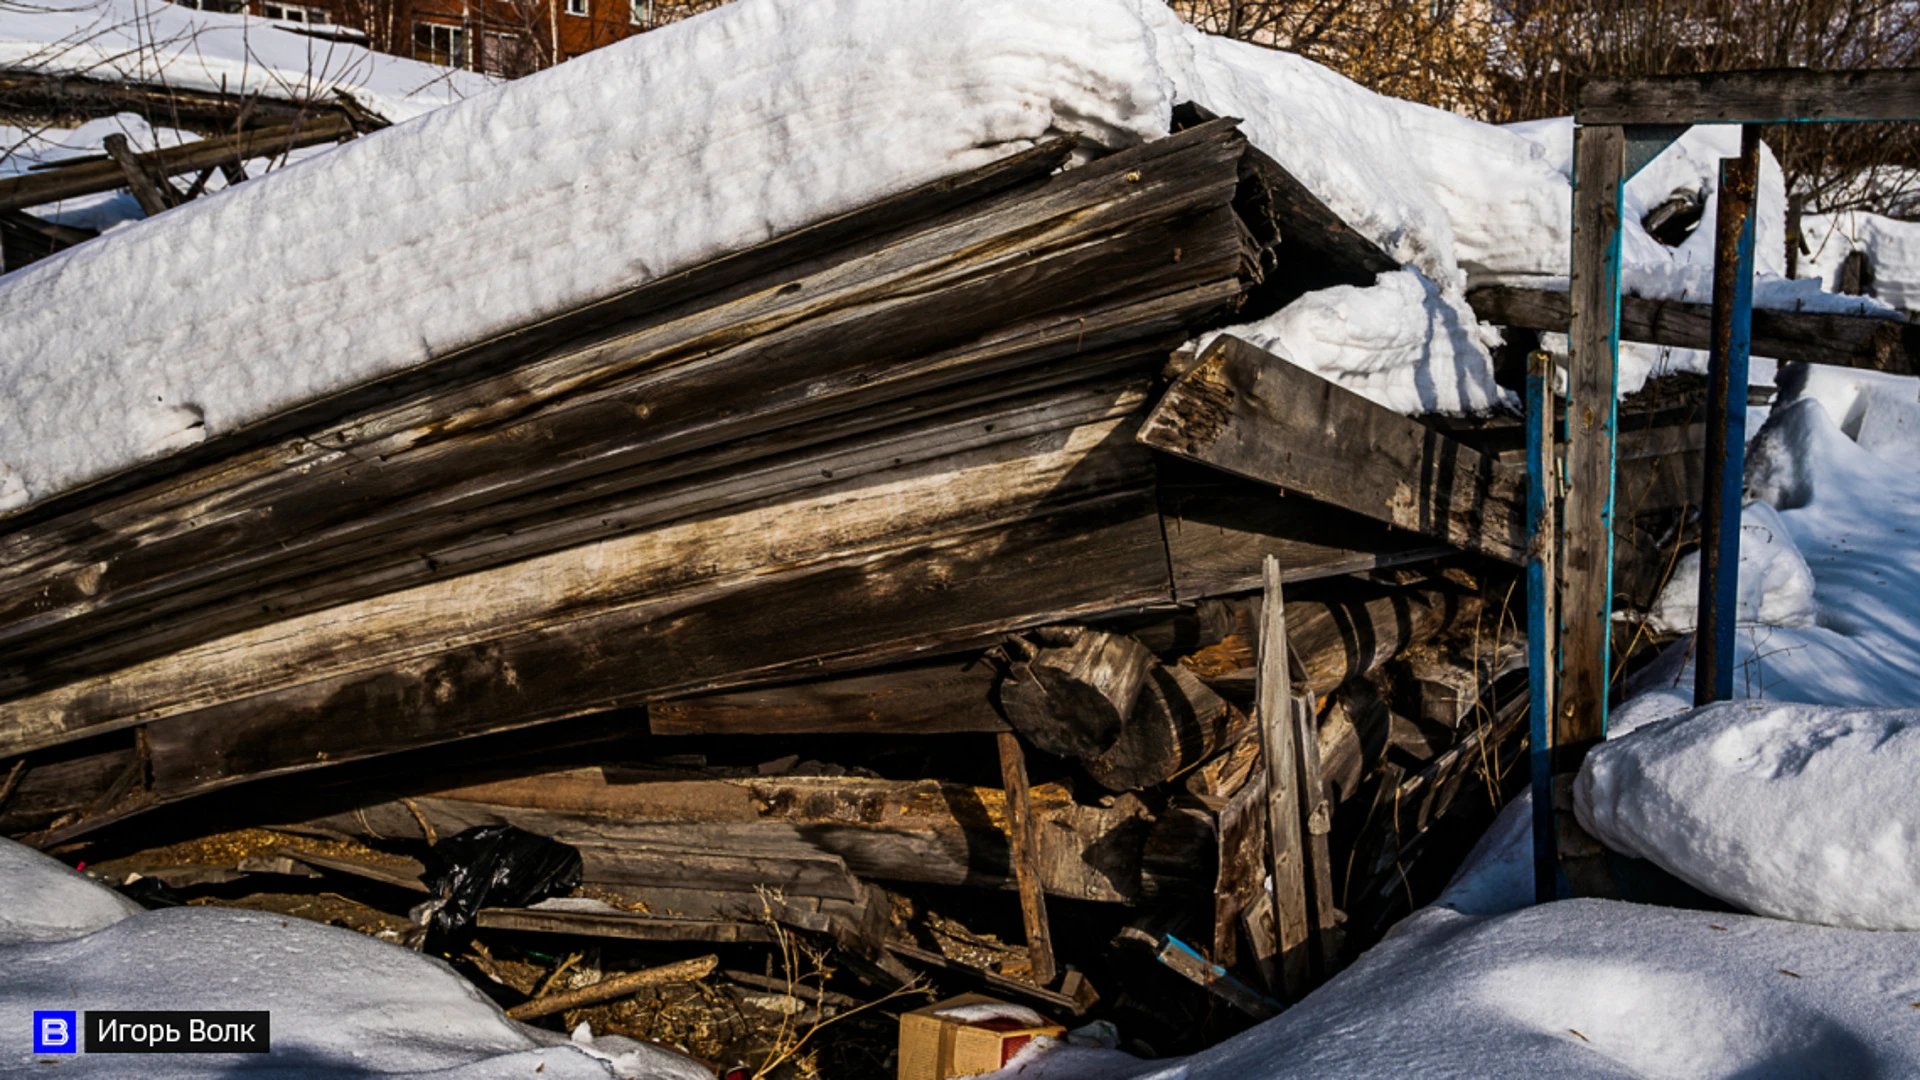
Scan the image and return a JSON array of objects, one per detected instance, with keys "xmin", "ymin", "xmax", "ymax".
[
  {"xmin": 0, "ymin": 841, "xmax": 711, "ymax": 1077},
  {"xmin": 0, "ymin": 0, "xmax": 491, "ymax": 123},
  {"xmin": 4, "ymin": 0, "xmax": 1905, "ymax": 511}
]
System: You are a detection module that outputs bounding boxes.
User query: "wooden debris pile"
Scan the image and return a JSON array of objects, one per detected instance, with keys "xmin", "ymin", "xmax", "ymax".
[{"xmin": 1, "ymin": 109, "xmax": 1863, "ymax": 1073}]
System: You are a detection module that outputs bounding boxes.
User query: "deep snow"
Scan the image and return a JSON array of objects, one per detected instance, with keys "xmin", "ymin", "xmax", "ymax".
[{"xmin": 0, "ymin": 840, "xmax": 710, "ymax": 1077}]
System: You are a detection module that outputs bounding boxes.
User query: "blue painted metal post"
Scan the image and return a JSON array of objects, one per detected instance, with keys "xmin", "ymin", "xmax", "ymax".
[
  {"xmin": 1695, "ymin": 126, "xmax": 1761, "ymax": 706},
  {"xmin": 1525, "ymin": 349, "xmax": 1558, "ymax": 904}
]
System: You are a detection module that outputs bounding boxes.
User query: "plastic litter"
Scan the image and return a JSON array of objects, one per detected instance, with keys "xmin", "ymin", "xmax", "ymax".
[{"xmin": 413, "ymin": 824, "xmax": 582, "ymax": 942}]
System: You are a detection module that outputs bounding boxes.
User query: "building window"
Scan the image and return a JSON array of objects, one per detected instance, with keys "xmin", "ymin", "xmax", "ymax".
[
  {"xmin": 480, "ymin": 31, "xmax": 536, "ymax": 77},
  {"xmin": 175, "ymin": 0, "xmax": 248, "ymax": 12},
  {"xmin": 629, "ymin": 0, "xmax": 651, "ymax": 25},
  {"xmin": 412, "ymin": 21, "xmax": 467, "ymax": 68},
  {"xmin": 262, "ymin": 2, "xmax": 330, "ymax": 23},
  {"xmin": 566, "ymin": 0, "xmax": 587, "ymax": 16}
]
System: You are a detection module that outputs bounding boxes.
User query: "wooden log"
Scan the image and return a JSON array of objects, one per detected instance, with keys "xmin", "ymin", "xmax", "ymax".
[
  {"xmin": 1139, "ymin": 335, "xmax": 1526, "ymax": 564},
  {"xmin": 1255, "ymin": 557, "xmax": 1312, "ymax": 1002},
  {"xmin": 505, "ymin": 955, "xmax": 718, "ymax": 1020},
  {"xmin": 0, "ymin": 121, "xmax": 1247, "ymax": 699},
  {"xmin": 996, "ymin": 733, "xmax": 1056, "ymax": 987},
  {"xmin": 1578, "ymin": 68, "xmax": 1920, "ymax": 125},
  {"xmin": 1083, "ymin": 663, "xmax": 1238, "ymax": 792},
  {"xmin": 1466, "ymin": 285, "xmax": 1915, "ymax": 374},
  {"xmin": 1175, "ymin": 587, "xmax": 1468, "ymax": 700},
  {"xmin": 998, "ymin": 630, "xmax": 1154, "ymax": 759},
  {"xmin": 0, "ymin": 115, "xmax": 357, "ymax": 212},
  {"xmin": 649, "ymin": 657, "xmax": 1008, "ymax": 736}
]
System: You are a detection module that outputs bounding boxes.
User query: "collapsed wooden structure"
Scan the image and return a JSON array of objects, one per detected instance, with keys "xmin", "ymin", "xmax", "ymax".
[{"xmin": 0, "ymin": 102, "xmax": 1911, "ymax": 1049}]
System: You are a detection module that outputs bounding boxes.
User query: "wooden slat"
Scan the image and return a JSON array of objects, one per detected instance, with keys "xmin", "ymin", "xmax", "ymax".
[
  {"xmin": 1579, "ymin": 68, "xmax": 1920, "ymax": 125},
  {"xmin": 1466, "ymin": 285, "xmax": 1915, "ymax": 373},
  {"xmin": 475, "ymin": 907, "xmax": 777, "ymax": 944},
  {"xmin": 1255, "ymin": 557, "xmax": 1312, "ymax": 1002},
  {"xmin": 996, "ymin": 732, "xmax": 1057, "ymax": 987},
  {"xmin": 1290, "ymin": 691, "xmax": 1339, "ymax": 973},
  {"xmin": 650, "ymin": 656, "xmax": 1007, "ymax": 736},
  {"xmin": 1139, "ymin": 335, "xmax": 1525, "ymax": 563},
  {"xmin": 0, "ymin": 72, "xmax": 348, "ymax": 131},
  {"xmin": 0, "ymin": 124, "xmax": 1247, "ymax": 699}
]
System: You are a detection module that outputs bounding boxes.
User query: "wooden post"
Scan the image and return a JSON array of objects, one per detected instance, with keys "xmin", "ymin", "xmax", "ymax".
[
  {"xmin": 1257, "ymin": 555, "xmax": 1312, "ymax": 1000},
  {"xmin": 996, "ymin": 732, "xmax": 1057, "ymax": 987},
  {"xmin": 1695, "ymin": 127, "xmax": 1761, "ymax": 707},
  {"xmin": 1526, "ymin": 348, "xmax": 1560, "ymax": 904},
  {"xmin": 101, "ymin": 133, "xmax": 174, "ymax": 218},
  {"xmin": 1558, "ymin": 122, "xmax": 1626, "ymax": 896}
]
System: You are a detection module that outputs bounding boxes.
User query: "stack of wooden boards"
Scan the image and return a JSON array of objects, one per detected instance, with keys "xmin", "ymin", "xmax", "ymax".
[{"xmin": 0, "ymin": 111, "xmax": 1900, "ymax": 1037}]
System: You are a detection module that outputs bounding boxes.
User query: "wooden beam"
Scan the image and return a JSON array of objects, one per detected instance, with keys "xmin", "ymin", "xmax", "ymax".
[
  {"xmin": 1578, "ymin": 68, "xmax": 1920, "ymax": 125},
  {"xmin": 1255, "ymin": 557, "xmax": 1312, "ymax": 1002},
  {"xmin": 1559, "ymin": 122, "xmax": 1627, "ymax": 895},
  {"xmin": 996, "ymin": 733, "xmax": 1057, "ymax": 987},
  {"xmin": 649, "ymin": 656, "xmax": 1008, "ymax": 736},
  {"xmin": 1139, "ymin": 335, "xmax": 1526, "ymax": 563},
  {"xmin": 475, "ymin": 907, "xmax": 777, "ymax": 945},
  {"xmin": 2, "ymin": 115, "xmax": 356, "ymax": 212},
  {"xmin": 1466, "ymin": 285, "xmax": 1915, "ymax": 374}
]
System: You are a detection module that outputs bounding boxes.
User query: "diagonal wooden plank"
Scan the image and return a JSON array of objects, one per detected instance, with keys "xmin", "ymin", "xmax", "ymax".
[{"xmin": 1138, "ymin": 335, "xmax": 1524, "ymax": 564}]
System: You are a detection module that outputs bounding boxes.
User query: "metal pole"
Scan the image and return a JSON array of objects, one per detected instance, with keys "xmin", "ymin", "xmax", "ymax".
[{"xmin": 1695, "ymin": 126, "xmax": 1760, "ymax": 707}]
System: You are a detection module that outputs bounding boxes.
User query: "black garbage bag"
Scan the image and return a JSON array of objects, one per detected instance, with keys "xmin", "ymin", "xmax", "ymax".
[{"xmin": 414, "ymin": 824, "xmax": 582, "ymax": 941}]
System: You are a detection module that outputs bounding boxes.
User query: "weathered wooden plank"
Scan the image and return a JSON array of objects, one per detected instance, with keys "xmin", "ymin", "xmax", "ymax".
[
  {"xmin": 0, "ymin": 71, "xmax": 350, "ymax": 132},
  {"xmin": 1212, "ymin": 762, "xmax": 1268, "ymax": 972},
  {"xmin": 996, "ymin": 733, "xmax": 1057, "ymax": 987},
  {"xmin": 1578, "ymin": 68, "xmax": 1920, "ymax": 125},
  {"xmin": 1256, "ymin": 557, "xmax": 1312, "ymax": 1002},
  {"xmin": 0, "ymin": 383, "xmax": 1159, "ymax": 761},
  {"xmin": 0, "ymin": 123, "xmax": 1246, "ymax": 692},
  {"xmin": 1156, "ymin": 465, "xmax": 1449, "ymax": 600},
  {"xmin": 1141, "ymin": 336, "xmax": 1526, "ymax": 564},
  {"xmin": 0, "ymin": 114, "xmax": 357, "ymax": 211},
  {"xmin": 1290, "ymin": 691, "xmax": 1339, "ymax": 974},
  {"xmin": 1466, "ymin": 285, "xmax": 1915, "ymax": 374},
  {"xmin": 650, "ymin": 656, "xmax": 1007, "ymax": 736},
  {"xmin": 1561, "ymin": 123, "xmax": 1625, "ymax": 779},
  {"xmin": 315, "ymin": 773, "xmax": 1211, "ymax": 904}
]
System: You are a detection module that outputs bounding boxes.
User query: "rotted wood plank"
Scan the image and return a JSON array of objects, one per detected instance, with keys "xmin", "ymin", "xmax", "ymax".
[
  {"xmin": 997, "ymin": 732, "xmax": 1057, "ymax": 987},
  {"xmin": 1140, "ymin": 336, "xmax": 1525, "ymax": 564},
  {"xmin": 1255, "ymin": 557, "xmax": 1312, "ymax": 1002},
  {"xmin": 1466, "ymin": 285, "xmax": 1915, "ymax": 374}
]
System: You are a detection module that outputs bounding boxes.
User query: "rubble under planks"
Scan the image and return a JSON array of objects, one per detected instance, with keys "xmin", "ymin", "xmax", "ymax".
[{"xmin": 0, "ymin": 112, "xmax": 1729, "ymax": 1068}]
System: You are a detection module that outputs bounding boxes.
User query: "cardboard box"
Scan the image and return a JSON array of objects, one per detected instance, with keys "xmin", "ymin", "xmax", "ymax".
[{"xmin": 897, "ymin": 993, "xmax": 1066, "ymax": 1080}]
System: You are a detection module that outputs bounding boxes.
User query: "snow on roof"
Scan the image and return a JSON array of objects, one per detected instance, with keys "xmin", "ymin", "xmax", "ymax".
[
  {"xmin": 0, "ymin": 0, "xmax": 1903, "ymax": 508},
  {"xmin": 0, "ymin": 0, "xmax": 492, "ymax": 122}
]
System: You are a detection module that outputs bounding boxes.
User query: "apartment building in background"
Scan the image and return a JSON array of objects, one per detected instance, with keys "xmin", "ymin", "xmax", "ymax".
[{"xmin": 174, "ymin": 0, "xmax": 695, "ymax": 77}]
